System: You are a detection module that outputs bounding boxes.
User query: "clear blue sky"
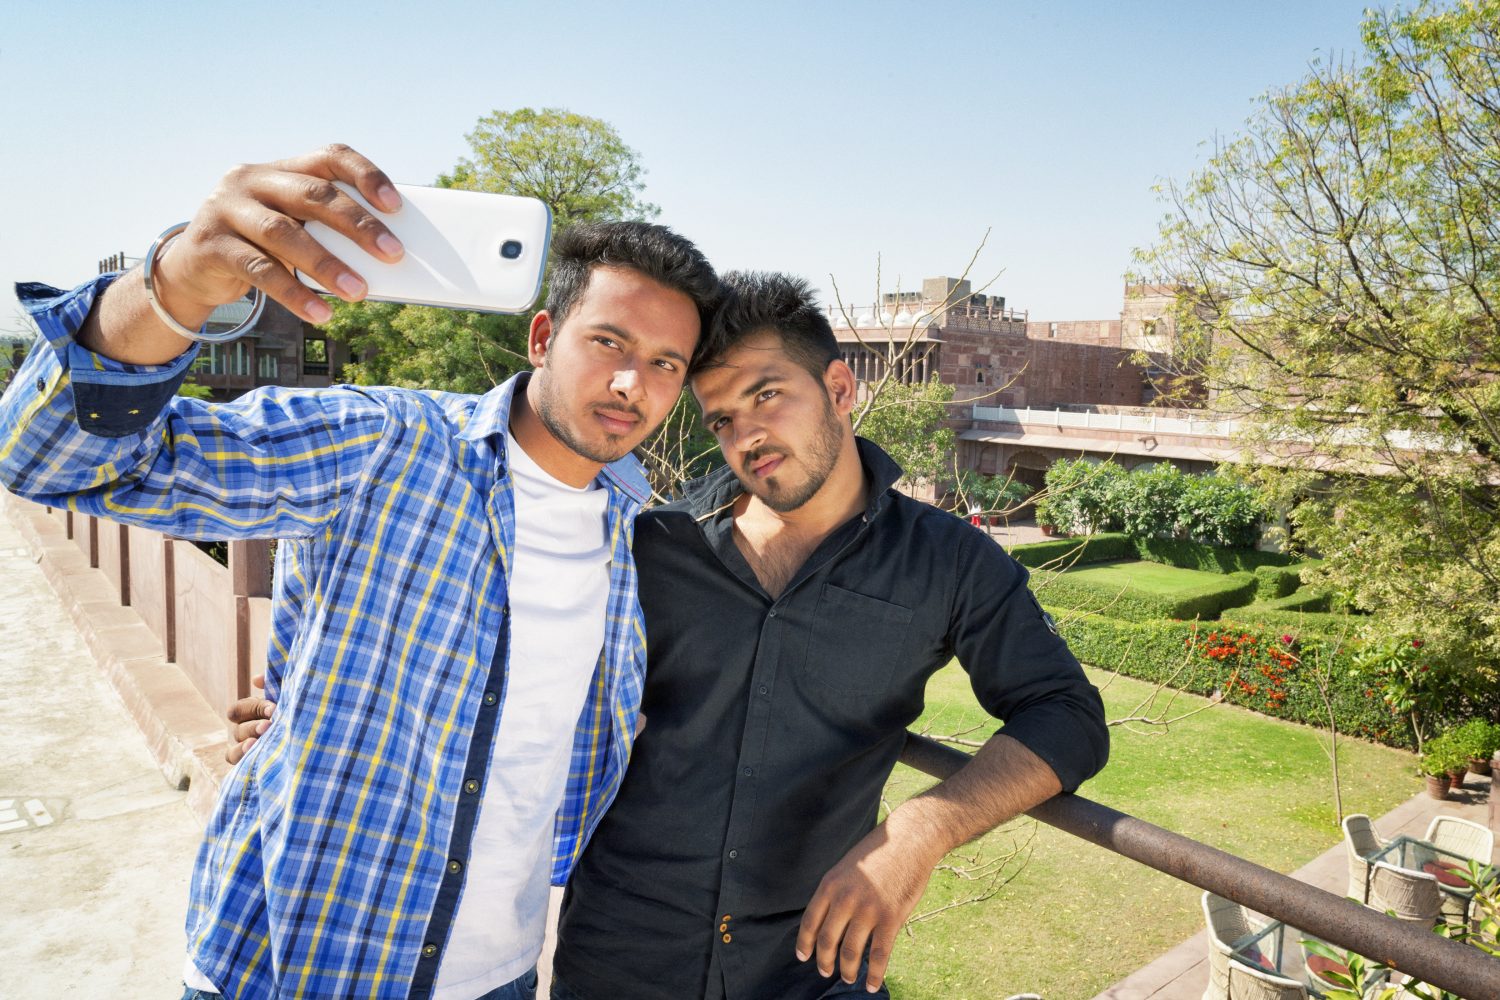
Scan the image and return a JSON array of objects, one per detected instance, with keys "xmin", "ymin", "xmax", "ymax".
[{"xmin": 3, "ymin": 0, "xmax": 1377, "ymax": 331}]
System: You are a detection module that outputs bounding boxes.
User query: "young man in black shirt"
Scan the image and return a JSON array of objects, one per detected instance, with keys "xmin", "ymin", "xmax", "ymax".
[{"xmin": 550, "ymin": 272, "xmax": 1108, "ymax": 999}]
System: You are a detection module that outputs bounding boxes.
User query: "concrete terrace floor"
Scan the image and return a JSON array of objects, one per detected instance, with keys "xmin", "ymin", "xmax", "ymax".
[{"xmin": 0, "ymin": 505, "xmax": 204, "ymax": 994}]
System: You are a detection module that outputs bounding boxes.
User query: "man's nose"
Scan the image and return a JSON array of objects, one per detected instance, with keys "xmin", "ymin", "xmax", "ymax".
[
  {"xmin": 734, "ymin": 418, "xmax": 766, "ymax": 454},
  {"xmin": 610, "ymin": 367, "xmax": 643, "ymax": 402}
]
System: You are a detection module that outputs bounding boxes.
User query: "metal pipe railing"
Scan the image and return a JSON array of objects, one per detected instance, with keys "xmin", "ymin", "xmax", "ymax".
[{"xmin": 900, "ymin": 732, "xmax": 1500, "ymax": 999}]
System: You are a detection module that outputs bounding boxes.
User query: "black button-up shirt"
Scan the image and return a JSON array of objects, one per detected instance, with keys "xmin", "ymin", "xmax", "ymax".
[{"xmin": 554, "ymin": 440, "xmax": 1108, "ymax": 1000}]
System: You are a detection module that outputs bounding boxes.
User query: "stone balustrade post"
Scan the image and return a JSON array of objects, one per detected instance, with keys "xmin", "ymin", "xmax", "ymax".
[{"xmin": 230, "ymin": 540, "xmax": 273, "ymax": 701}]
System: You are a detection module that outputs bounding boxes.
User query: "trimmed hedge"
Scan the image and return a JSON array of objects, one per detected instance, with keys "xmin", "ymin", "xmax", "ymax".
[
  {"xmin": 1049, "ymin": 612, "xmax": 1409, "ymax": 747},
  {"xmin": 1132, "ymin": 536, "xmax": 1295, "ymax": 573},
  {"xmin": 1035, "ymin": 567, "xmax": 1258, "ymax": 623},
  {"xmin": 1221, "ymin": 597, "xmax": 1365, "ymax": 635},
  {"xmin": 1260, "ymin": 589, "xmax": 1333, "ymax": 613},
  {"xmin": 1253, "ymin": 563, "xmax": 1308, "ymax": 600},
  {"xmin": 1008, "ymin": 532, "xmax": 1132, "ymax": 570}
]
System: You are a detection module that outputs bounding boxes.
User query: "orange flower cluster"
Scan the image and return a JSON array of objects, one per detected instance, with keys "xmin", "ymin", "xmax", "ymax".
[{"xmin": 1187, "ymin": 629, "xmax": 1299, "ymax": 713}]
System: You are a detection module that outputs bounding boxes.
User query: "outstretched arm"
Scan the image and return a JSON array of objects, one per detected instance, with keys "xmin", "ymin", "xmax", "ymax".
[
  {"xmin": 78, "ymin": 144, "xmax": 405, "ymax": 366},
  {"xmin": 795, "ymin": 733, "xmax": 1060, "ymax": 993}
]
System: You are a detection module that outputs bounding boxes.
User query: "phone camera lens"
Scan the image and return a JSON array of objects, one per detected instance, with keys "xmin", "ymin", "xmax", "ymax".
[{"xmin": 500, "ymin": 240, "xmax": 524, "ymax": 260}]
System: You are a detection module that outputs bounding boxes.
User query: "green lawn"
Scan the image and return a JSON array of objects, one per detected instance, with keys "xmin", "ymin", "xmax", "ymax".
[
  {"xmin": 879, "ymin": 665, "xmax": 1419, "ymax": 1000},
  {"xmin": 1060, "ymin": 558, "xmax": 1231, "ymax": 593}
]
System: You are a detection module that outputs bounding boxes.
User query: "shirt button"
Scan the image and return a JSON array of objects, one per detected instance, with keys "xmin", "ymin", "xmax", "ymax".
[
  {"xmin": 758, "ymin": 685, "xmax": 768, "ymax": 696},
  {"xmin": 421, "ymin": 943, "xmax": 439, "ymax": 959},
  {"xmin": 463, "ymin": 779, "xmax": 480, "ymax": 794},
  {"xmin": 723, "ymin": 914, "xmax": 732, "ymax": 921},
  {"xmin": 447, "ymin": 859, "xmax": 463, "ymax": 874},
  {"xmin": 35, "ymin": 377, "xmax": 46, "ymax": 392},
  {"xmin": 503, "ymin": 605, "xmax": 511, "ymax": 617},
  {"xmin": 483, "ymin": 690, "xmax": 498, "ymax": 706},
  {"xmin": 719, "ymin": 923, "xmax": 728, "ymax": 932},
  {"xmin": 722, "ymin": 933, "xmax": 732, "ymax": 943},
  {"xmin": 767, "ymin": 608, "xmax": 778, "ymax": 618},
  {"xmin": 742, "ymin": 767, "xmax": 753, "ymax": 777},
  {"xmin": 728, "ymin": 849, "xmax": 738, "ymax": 860}
]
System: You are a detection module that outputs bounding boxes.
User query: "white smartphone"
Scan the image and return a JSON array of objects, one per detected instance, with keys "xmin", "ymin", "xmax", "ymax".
[{"xmin": 300, "ymin": 182, "xmax": 552, "ymax": 313}]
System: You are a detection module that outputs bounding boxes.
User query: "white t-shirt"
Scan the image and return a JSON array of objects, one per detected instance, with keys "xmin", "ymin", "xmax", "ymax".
[
  {"xmin": 186, "ymin": 429, "xmax": 612, "ymax": 997},
  {"xmin": 434, "ymin": 429, "xmax": 611, "ymax": 998}
]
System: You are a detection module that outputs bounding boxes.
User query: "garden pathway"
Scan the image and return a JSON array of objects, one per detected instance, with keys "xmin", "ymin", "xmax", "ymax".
[{"xmin": 1091, "ymin": 773, "xmax": 1496, "ymax": 999}]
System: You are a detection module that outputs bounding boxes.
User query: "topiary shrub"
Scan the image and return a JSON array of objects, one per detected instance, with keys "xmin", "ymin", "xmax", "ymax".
[
  {"xmin": 1219, "ymin": 601, "xmax": 1362, "ymax": 633},
  {"xmin": 1253, "ymin": 562, "xmax": 1313, "ymax": 600},
  {"xmin": 1034, "ymin": 567, "xmax": 1258, "ymax": 622},
  {"xmin": 1132, "ymin": 536, "xmax": 1295, "ymax": 573},
  {"xmin": 1008, "ymin": 532, "xmax": 1134, "ymax": 570}
]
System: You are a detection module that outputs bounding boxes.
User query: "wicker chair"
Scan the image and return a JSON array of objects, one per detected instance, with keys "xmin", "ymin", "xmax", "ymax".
[
  {"xmin": 1223, "ymin": 960, "xmax": 1309, "ymax": 999},
  {"xmin": 1367, "ymin": 860, "xmax": 1442, "ymax": 926},
  {"xmin": 1201, "ymin": 892, "xmax": 1304, "ymax": 999},
  {"xmin": 1343, "ymin": 813, "xmax": 1384, "ymax": 903},
  {"xmin": 1423, "ymin": 815, "xmax": 1495, "ymax": 864},
  {"xmin": 1204, "ymin": 892, "xmax": 1255, "ymax": 999}
]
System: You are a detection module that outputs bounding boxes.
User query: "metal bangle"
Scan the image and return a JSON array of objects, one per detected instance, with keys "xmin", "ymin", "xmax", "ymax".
[{"xmin": 141, "ymin": 221, "xmax": 267, "ymax": 344}]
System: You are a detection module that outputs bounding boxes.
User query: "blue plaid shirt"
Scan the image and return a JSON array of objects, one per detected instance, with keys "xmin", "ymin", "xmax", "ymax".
[{"xmin": 0, "ymin": 276, "xmax": 652, "ymax": 998}]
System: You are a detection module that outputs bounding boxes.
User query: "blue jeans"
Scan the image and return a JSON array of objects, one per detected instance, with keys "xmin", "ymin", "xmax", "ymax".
[
  {"xmin": 181, "ymin": 966, "xmax": 538, "ymax": 1000},
  {"xmin": 550, "ymin": 966, "xmax": 888, "ymax": 999}
]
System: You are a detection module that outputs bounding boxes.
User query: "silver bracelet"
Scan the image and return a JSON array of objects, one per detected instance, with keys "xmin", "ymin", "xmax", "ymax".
[{"xmin": 140, "ymin": 221, "xmax": 267, "ymax": 344}]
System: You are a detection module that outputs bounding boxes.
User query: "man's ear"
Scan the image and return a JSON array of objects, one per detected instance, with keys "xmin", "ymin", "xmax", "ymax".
[
  {"xmin": 824, "ymin": 359, "xmax": 858, "ymax": 417},
  {"xmin": 528, "ymin": 311, "xmax": 554, "ymax": 368}
]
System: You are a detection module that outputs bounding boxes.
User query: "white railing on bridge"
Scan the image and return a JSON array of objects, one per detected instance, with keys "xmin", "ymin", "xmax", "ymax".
[
  {"xmin": 970, "ymin": 405, "xmax": 1460, "ymax": 454},
  {"xmin": 971, "ymin": 405, "xmax": 1236, "ymax": 438}
]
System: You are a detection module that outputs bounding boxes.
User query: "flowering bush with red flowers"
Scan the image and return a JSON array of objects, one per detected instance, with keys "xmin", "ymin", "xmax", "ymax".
[{"xmin": 1055, "ymin": 613, "xmax": 1428, "ymax": 748}]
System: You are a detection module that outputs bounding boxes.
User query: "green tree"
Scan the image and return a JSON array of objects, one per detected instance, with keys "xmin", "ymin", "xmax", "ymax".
[
  {"xmin": 853, "ymin": 377, "xmax": 956, "ymax": 490},
  {"xmin": 1137, "ymin": 0, "xmax": 1500, "ymax": 687},
  {"xmin": 333, "ymin": 108, "xmax": 658, "ymax": 393},
  {"xmin": 438, "ymin": 108, "xmax": 658, "ymax": 226}
]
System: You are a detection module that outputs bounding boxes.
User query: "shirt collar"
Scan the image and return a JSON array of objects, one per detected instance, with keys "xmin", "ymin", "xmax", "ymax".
[
  {"xmin": 461, "ymin": 370, "xmax": 653, "ymax": 506},
  {"xmin": 681, "ymin": 437, "xmax": 904, "ymax": 519}
]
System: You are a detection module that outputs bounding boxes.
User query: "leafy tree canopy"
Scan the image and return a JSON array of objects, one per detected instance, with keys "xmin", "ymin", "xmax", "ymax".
[
  {"xmin": 1138, "ymin": 0, "xmax": 1500, "ymax": 684},
  {"xmin": 853, "ymin": 377, "xmax": 956, "ymax": 489}
]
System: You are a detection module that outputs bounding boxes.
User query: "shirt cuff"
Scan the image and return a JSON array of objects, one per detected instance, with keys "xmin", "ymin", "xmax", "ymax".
[{"xmin": 18, "ymin": 276, "xmax": 200, "ymax": 438}]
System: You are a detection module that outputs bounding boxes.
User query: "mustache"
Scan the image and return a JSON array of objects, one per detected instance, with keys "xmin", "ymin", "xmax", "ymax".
[
  {"xmin": 742, "ymin": 447, "xmax": 786, "ymax": 466},
  {"xmin": 593, "ymin": 403, "xmax": 645, "ymax": 422}
]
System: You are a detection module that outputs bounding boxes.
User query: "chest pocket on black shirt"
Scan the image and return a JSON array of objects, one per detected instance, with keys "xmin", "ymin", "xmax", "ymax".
[{"xmin": 800, "ymin": 584, "xmax": 915, "ymax": 694}]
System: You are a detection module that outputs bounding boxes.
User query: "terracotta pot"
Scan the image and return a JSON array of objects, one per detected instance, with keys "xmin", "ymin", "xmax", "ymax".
[
  {"xmin": 1425, "ymin": 773, "xmax": 1452, "ymax": 799},
  {"xmin": 1469, "ymin": 756, "xmax": 1493, "ymax": 777},
  {"xmin": 989, "ymin": 515, "xmax": 1002, "ymax": 527},
  {"xmin": 1040, "ymin": 524, "xmax": 1055, "ymax": 536},
  {"xmin": 1449, "ymin": 768, "xmax": 1469, "ymax": 789}
]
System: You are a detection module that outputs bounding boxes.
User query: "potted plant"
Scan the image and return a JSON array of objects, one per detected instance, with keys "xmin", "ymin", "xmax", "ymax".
[
  {"xmin": 1451, "ymin": 719, "xmax": 1500, "ymax": 776},
  {"xmin": 1419, "ymin": 753, "xmax": 1453, "ymax": 799},
  {"xmin": 1420, "ymin": 736, "xmax": 1460, "ymax": 799}
]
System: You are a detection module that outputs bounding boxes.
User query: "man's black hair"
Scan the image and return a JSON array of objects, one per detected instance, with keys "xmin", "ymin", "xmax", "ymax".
[
  {"xmin": 546, "ymin": 221, "xmax": 721, "ymax": 333},
  {"xmin": 693, "ymin": 271, "xmax": 838, "ymax": 379}
]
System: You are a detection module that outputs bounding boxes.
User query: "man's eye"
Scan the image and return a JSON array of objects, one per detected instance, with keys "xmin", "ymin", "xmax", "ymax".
[
  {"xmin": 709, "ymin": 417, "xmax": 728, "ymax": 432},
  {"xmin": 653, "ymin": 359, "xmax": 678, "ymax": 372},
  {"xmin": 595, "ymin": 336, "xmax": 620, "ymax": 350},
  {"xmin": 758, "ymin": 390, "xmax": 779, "ymax": 402}
]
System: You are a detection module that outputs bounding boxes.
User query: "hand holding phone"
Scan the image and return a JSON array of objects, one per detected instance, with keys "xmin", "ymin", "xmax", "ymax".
[{"xmin": 300, "ymin": 183, "xmax": 551, "ymax": 314}]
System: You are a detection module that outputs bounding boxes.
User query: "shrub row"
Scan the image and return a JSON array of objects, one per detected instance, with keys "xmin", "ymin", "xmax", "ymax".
[
  {"xmin": 1131, "ymin": 536, "xmax": 1295, "ymax": 574},
  {"xmin": 1014, "ymin": 532, "xmax": 1302, "ymax": 579},
  {"xmin": 1035, "ymin": 569, "xmax": 1258, "ymax": 623},
  {"xmin": 1036, "ymin": 457, "xmax": 1268, "ymax": 547},
  {"xmin": 1008, "ymin": 532, "xmax": 1132, "ymax": 570},
  {"xmin": 1049, "ymin": 612, "xmax": 1407, "ymax": 747},
  {"xmin": 1220, "ymin": 596, "xmax": 1364, "ymax": 634}
]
